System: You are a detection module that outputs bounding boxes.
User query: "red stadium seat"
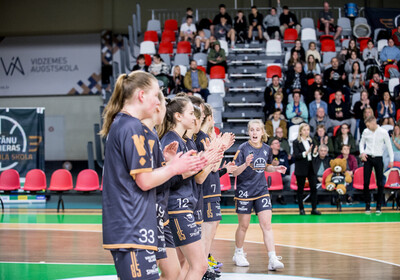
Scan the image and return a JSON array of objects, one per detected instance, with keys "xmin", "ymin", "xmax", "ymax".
[
  {"xmin": 75, "ymin": 169, "xmax": 100, "ymax": 192},
  {"xmin": 397, "ymin": 109, "xmax": 400, "ymax": 121},
  {"xmin": 144, "ymin": 31, "xmax": 159, "ymax": 44},
  {"xmin": 24, "ymin": 169, "xmax": 46, "ymax": 191},
  {"xmin": 308, "ymin": 78, "xmax": 315, "ymax": 86},
  {"xmin": 220, "ymin": 173, "xmax": 231, "ymax": 191},
  {"xmin": 357, "ymin": 37, "xmax": 371, "ymax": 52},
  {"xmin": 158, "ymin": 42, "xmax": 173, "ymax": 54},
  {"xmin": 321, "ymin": 168, "xmax": 333, "ymax": 189},
  {"xmin": 321, "ymin": 39, "xmax": 336, "ymax": 53},
  {"xmin": 320, "ymin": 34, "xmax": 334, "ymax": 42},
  {"xmin": 333, "ymin": 125, "xmax": 341, "ymax": 137},
  {"xmin": 143, "ymin": 54, "xmax": 152, "ymax": 66},
  {"xmin": 214, "ymin": 126, "xmax": 220, "ymax": 135},
  {"xmin": 353, "ymin": 167, "xmax": 377, "ymax": 190},
  {"xmin": 198, "ymin": 65, "xmax": 206, "ymax": 73},
  {"xmin": 283, "ymin": 29, "xmax": 298, "ymax": 43},
  {"xmin": 392, "ymin": 28, "xmax": 397, "ymax": 36},
  {"xmin": 161, "ymin": 30, "xmax": 176, "ymax": 44},
  {"xmin": 266, "ymin": 65, "xmax": 282, "ymax": 78},
  {"xmin": 164, "ymin": 19, "xmax": 178, "ymax": 32},
  {"xmin": 177, "ymin": 41, "xmax": 192, "ymax": 54},
  {"xmin": 0, "ymin": 169, "xmax": 20, "ymax": 191},
  {"xmin": 265, "ymin": 172, "xmax": 283, "ymax": 191},
  {"xmin": 384, "ymin": 64, "xmax": 399, "ymax": 78},
  {"xmin": 329, "ymin": 93, "xmax": 345, "ymax": 104},
  {"xmin": 49, "ymin": 169, "xmax": 73, "ymax": 212},
  {"xmin": 290, "ymin": 172, "xmax": 310, "ymax": 191},
  {"xmin": 210, "ymin": 66, "xmax": 225, "ymax": 79}
]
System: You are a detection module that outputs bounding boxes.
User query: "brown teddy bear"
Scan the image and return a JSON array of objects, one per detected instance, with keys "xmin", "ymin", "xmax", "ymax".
[{"xmin": 325, "ymin": 158, "xmax": 352, "ymax": 195}]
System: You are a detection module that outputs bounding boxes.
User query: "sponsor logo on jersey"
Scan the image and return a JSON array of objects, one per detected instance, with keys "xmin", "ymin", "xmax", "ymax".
[
  {"xmin": 238, "ymin": 206, "xmax": 248, "ymax": 211},
  {"xmin": 146, "ymin": 264, "xmax": 159, "ymax": 275},
  {"xmin": 145, "ymin": 255, "xmax": 156, "ymax": 263},
  {"xmin": 252, "ymin": 157, "xmax": 267, "ymax": 173},
  {"xmin": 184, "ymin": 213, "xmax": 195, "ymax": 223}
]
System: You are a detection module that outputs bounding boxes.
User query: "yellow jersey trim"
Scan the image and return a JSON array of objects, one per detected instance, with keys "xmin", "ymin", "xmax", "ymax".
[
  {"xmin": 168, "ymin": 210, "xmax": 193, "ymax": 215},
  {"xmin": 203, "ymin": 194, "xmax": 221, "ymax": 199},
  {"xmin": 234, "ymin": 193, "xmax": 270, "ymax": 201},
  {"xmin": 163, "ymin": 219, "xmax": 170, "ymax": 227},
  {"xmin": 195, "ymin": 220, "xmax": 203, "ymax": 225},
  {"xmin": 129, "ymin": 168, "xmax": 153, "ymax": 180},
  {"xmin": 103, "ymin": 243, "xmax": 157, "ymax": 251}
]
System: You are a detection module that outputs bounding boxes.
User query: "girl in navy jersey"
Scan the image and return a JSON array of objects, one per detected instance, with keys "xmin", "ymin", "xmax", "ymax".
[
  {"xmin": 100, "ymin": 72, "xmax": 206, "ymax": 280},
  {"xmin": 232, "ymin": 119, "xmax": 286, "ymax": 271}
]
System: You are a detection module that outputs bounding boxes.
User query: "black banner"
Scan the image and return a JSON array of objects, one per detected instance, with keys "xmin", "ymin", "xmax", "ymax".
[
  {"xmin": 0, "ymin": 108, "xmax": 45, "ymax": 177},
  {"xmin": 364, "ymin": 8, "xmax": 400, "ymax": 31}
]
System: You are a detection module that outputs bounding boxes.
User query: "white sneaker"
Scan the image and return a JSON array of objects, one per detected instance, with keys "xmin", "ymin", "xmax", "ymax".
[
  {"xmin": 233, "ymin": 251, "xmax": 249, "ymax": 267},
  {"xmin": 268, "ymin": 256, "xmax": 284, "ymax": 271}
]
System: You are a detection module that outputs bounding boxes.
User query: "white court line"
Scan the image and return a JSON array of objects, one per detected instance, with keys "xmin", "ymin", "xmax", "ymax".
[{"xmin": 0, "ymin": 261, "xmax": 113, "ymax": 265}]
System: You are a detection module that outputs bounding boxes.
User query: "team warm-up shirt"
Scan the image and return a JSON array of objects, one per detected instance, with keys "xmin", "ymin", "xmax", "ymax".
[
  {"xmin": 195, "ymin": 130, "xmax": 221, "ymax": 202},
  {"xmin": 160, "ymin": 131, "xmax": 198, "ymax": 214},
  {"xmin": 102, "ymin": 113, "xmax": 157, "ymax": 251},
  {"xmin": 233, "ymin": 141, "xmax": 273, "ymax": 200}
]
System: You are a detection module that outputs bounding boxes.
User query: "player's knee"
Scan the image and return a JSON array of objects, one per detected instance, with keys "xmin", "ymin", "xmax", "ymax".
[
  {"xmin": 193, "ymin": 258, "xmax": 208, "ymax": 275},
  {"xmin": 260, "ymin": 220, "xmax": 272, "ymax": 231},
  {"xmin": 238, "ymin": 223, "xmax": 249, "ymax": 232}
]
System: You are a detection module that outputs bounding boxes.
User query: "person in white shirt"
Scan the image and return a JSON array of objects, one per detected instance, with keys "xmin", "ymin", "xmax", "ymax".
[
  {"xmin": 359, "ymin": 116, "xmax": 394, "ymax": 213},
  {"xmin": 180, "ymin": 15, "xmax": 197, "ymax": 42}
]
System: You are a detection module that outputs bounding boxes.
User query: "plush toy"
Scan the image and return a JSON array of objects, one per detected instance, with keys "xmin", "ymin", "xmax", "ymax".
[{"xmin": 325, "ymin": 158, "xmax": 352, "ymax": 195}]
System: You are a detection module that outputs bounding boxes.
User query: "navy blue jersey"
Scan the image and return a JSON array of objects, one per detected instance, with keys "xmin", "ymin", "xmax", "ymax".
[
  {"xmin": 102, "ymin": 113, "xmax": 157, "ymax": 251},
  {"xmin": 195, "ymin": 131, "xmax": 221, "ymax": 202},
  {"xmin": 233, "ymin": 141, "xmax": 273, "ymax": 200},
  {"xmin": 161, "ymin": 131, "xmax": 197, "ymax": 214}
]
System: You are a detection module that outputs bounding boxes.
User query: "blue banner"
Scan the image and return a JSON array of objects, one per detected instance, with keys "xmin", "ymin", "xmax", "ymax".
[{"xmin": 364, "ymin": 8, "xmax": 400, "ymax": 30}]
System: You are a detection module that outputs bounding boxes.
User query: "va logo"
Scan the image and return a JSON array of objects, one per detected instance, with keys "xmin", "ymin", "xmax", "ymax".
[{"xmin": 0, "ymin": 57, "xmax": 25, "ymax": 76}]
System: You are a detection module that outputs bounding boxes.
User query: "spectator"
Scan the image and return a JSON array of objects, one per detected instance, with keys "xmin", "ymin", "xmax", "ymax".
[
  {"xmin": 306, "ymin": 42, "xmax": 321, "ymax": 64},
  {"xmin": 291, "ymin": 39, "xmax": 306, "ymax": 63},
  {"xmin": 131, "ymin": 54, "xmax": 148, "ymax": 72},
  {"xmin": 312, "ymin": 144, "xmax": 331, "ymax": 185},
  {"xmin": 285, "ymin": 62, "xmax": 307, "ymax": 95},
  {"xmin": 268, "ymin": 127, "xmax": 291, "ymax": 158},
  {"xmin": 309, "ymin": 89, "xmax": 328, "ymax": 119},
  {"xmin": 363, "ymin": 40, "xmax": 379, "ymax": 67},
  {"xmin": 380, "ymin": 38, "xmax": 400, "ymax": 67},
  {"xmin": 195, "ymin": 30, "xmax": 210, "ymax": 53},
  {"xmin": 212, "ymin": 4, "xmax": 233, "ymax": 34},
  {"xmin": 248, "ymin": 6, "xmax": 264, "ymax": 43},
  {"xmin": 264, "ymin": 74, "xmax": 283, "ymax": 109},
  {"xmin": 184, "ymin": 60, "xmax": 210, "ymax": 100},
  {"xmin": 308, "ymin": 74, "xmax": 328, "ymax": 104},
  {"xmin": 287, "ymin": 51, "xmax": 301, "ymax": 72},
  {"xmin": 312, "ymin": 125, "xmax": 335, "ymax": 158},
  {"xmin": 267, "ymin": 90, "xmax": 286, "ymax": 118},
  {"xmin": 214, "ymin": 15, "xmax": 236, "ymax": 48},
  {"xmin": 265, "ymin": 109, "xmax": 287, "ymax": 138},
  {"xmin": 393, "ymin": 25, "xmax": 400, "ymax": 47},
  {"xmin": 377, "ymin": 91, "xmax": 396, "ymax": 126},
  {"xmin": 336, "ymin": 144, "xmax": 358, "ymax": 176},
  {"xmin": 346, "ymin": 39, "xmax": 360, "ymax": 60},
  {"xmin": 348, "ymin": 61, "xmax": 365, "ymax": 94},
  {"xmin": 324, "ymin": 57, "xmax": 350, "ymax": 100},
  {"xmin": 170, "ymin": 65, "xmax": 185, "ymax": 94},
  {"xmin": 149, "ymin": 54, "xmax": 170, "ymax": 76},
  {"xmin": 180, "ymin": 15, "xmax": 197, "ymax": 42},
  {"xmin": 293, "ymin": 123, "xmax": 321, "ymax": 215},
  {"xmin": 304, "ymin": 54, "xmax": 321, "ymax": 77},
  {"xmin": 270, "ymin": 138, "xmax": 291, "ymax": 204},
  {"xmin": 345, "ymin": 50, "xmax": 365, "ymax": 74},
  {"xmin": 390, "ymin": 124, "xmax": 400, "ymax": 162},
  {"xmin": 333, "ymin": 123, "xmax": 358, "ymax": 155},
  {"xmin": 309, "ymin": 107, "xmax": 333, "ymax": 136},
  {"xmin": 286, "ymin": 91, "xmax": 308, "ymax": 124},
  {"xmin": 207, "ymin": 41, "xmax": 227, "ymax": 74},
  {"xmin": 279, "ymin": 4, "xmax": 301, "ymax": 36},
  {"xmin": 328, "ymin": 90, "xmax": 357, "ymax": 136},
  {"xmin": 368, "ymin": 72, "xmax": 388, "ymax": 111},
  {"xmin": 181, "ymin": 7, "xmax": 194, "ymax": 24},
  {"xmin": 234, "ymin": 10, "xmax": 248, "ymax": 43},
  {"xmin": 353, "ymin": 90, "xmax": 371, "ymax": 120},
  {"xmin": 319, "ymin": 1, "xmax": 342, "ymax": 40},
  {"xmin": 263, "ymin": 3, "xmax": 282, "ymax": 40},
  {"xmin": 359, "ymin": 107, "xmax": 375, "ymax": 134}
]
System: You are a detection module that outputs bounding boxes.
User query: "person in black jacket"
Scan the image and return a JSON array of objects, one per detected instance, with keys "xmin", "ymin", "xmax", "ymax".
[
  {"xmin": 312, "ymin": 144, "xmax": 331, "ymax": 184},
  {"xmin": 285, "ymin": 62, "xmax": 307, "ymax": 95},
  {"xmin": 270, "ymin": 138, "xmax": 290, "ymax": 205},
  {"xmin": 292, "ymin": 123, "xmax": 321, "ymax": 215}
]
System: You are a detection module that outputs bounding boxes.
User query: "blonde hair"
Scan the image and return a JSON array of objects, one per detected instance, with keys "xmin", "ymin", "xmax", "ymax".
[
  {"xmin": 100, "ymin": 71, "xmax": 157, "ymax": 136},
  {"xmin": 248, "ymin": 119, "xmax": 269, "ymax": 143},
  {"xmin": 297, "ymin": 123, "xmax": 311, "ymax": 141}
]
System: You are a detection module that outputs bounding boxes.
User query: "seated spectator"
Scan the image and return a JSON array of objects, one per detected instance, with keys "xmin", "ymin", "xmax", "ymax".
[
  {"xmin": 182, "ymin": 7, "xmax": 194, "ymax": 24},
  {"xmin": 132, "ymin": 54, "xmax": 148, "ymax": 72},
  {"xmin": 353, "ymin": 90, "xmax": 371, "ymax": 120},
  {"xmin": 285, "ymin": 62, "xmax": 307, "ymax": 95},
  {"xmin": 380, "ymin": 38, "xmax": 400, "ymax": 67},
  {"xmin": 368, "ymin": 73, "xmax": 388, "ymax": 111},
  {"xmin": 312, "ymin": 144, "xmax": 331, "ymax": 185},
  {"xmin": 170, "ymin": 65, "xmax": 185, "ymax": 95},
  {"xmin": 359, "ymin": 107, "xmax": 374, "ymax": 134},
  {"xmin": 264, "ymin": 75, "xmax": 283, "ymax": 115},
  {"xmin": 286, "ymin": 91, "xmax": 309, "ymax": 124},
  {"xmin": 390, "ymin": 124, "xmax": 400, "ymax": 162},
  {"xmin": 248, "ymin": 5, "xmax": 264, "ymax": 43},
  {"xmin": 304, "ymin": 54, "xmax": 321, "ymax": 77},
  {"xmin": 309, "ymin": 89, "xmax": 328, "ymax": 119},
  {"xmin": 263, "ymin": 4, "xmax": 282, "ymax": 40},
  {"xmin": 266, "ymin": 109, "xmax": 287, "ymax": 138},
  {"xmin": 393, "ymin": 25, "xmax": 400, "ymax": 47},
  {"xmin": 267, "ymin": 90, "xmax": 286, "ymax": 118},
  {"xmin": 180, "ymin": 15, "xmax": 197, "ymax": 42},
  {"xmin": 348, "ymin": 61, "xmax": 365, "ymax": 94},
  {"xmin": 214, "ymin": 15, "xmax": 235, "ymax": 48},
  {"xmin": 306, "ymin": 42, "xmax": 321, "ymax": 64},
  {"xmin": 279, "ymin": 5, "xmax": 301, "ymax": 36},
  {"xmin": 211, "ymin": 4, "xmax": 233, "ymax": 34},
  {"xmin": 319, "ymin": 1, "xmax": 342, "ymax": 40},
  {"xmin": 310, "ymin": 107, "xmax": 333, "ymax": 136},
  {"xmin": 333, "ymin": 123, "xmax": 358, "ymax": 155},
  {"xmin": 207, "ymin": 41, "xmax": 227, "ymax": 74},
  {"xmin": 344, "ymin": 50, "xmax": 365, "ymax": 74},
  {"xmin": 308, "ymin": 74, "xmax": 328, "ymax": 104},
  {"xmin": 268, "ymin": 127, "xmax": 291, "ymax": 158},
  {"xmin": 149, "ymin": 54, "xmax": 171, "ymax": 90},
  {"xmin": 234, "ymin": 10, "xmax": 248, "ymax": 43},
  {"xmin": 195, "ymin": 30, "xmax": 210, "ymax": 53},
  {"xmin": 287, "ymin": 51, "xmax": 301, "ymax": 72},
  {"xmin": 270, "ymin": 138, "xmax": 291, "ymax": 204},
  {"xmin": 328, "ymin": 90, "xmax": 357, "ymax": 135},
  {"xmin": 313, "ymin": 125, "xmax": 335, "ymax": 158},
  {"xmin": 346, "ymin": 39, "xmax": 360, "ymax": 59},
  {"xmin": 291, "ymin": 39, "xmax": 306, "ymax": 63},
  {"xmin": 363, "ymin": 40, "xmax": 379, "ymax": 67},
  {"xmin": 336, "ymin": 144, "xmax": 358, "ymax": 176},
  {"xmin": 184, "ymin": 60, "xmax": 209, "ymax": 100},
  {"xmin": 377, "ymin": 91, "xmax": 396, "ymax": 126},
  {"xmin": 323, "ymin": 57, "xmax": 350, "ymax": 100}
]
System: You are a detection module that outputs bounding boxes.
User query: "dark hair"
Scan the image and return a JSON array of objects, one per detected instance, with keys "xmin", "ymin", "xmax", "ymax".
[
  {"xmin": 201, "ymin": 103, "xmax": 213, "ymax": 127},
  {"xmin": 273, "ymin": 108, "xmax": 282, "ymax": 114},
  {"xmin": 219, "ymin": 4, "xmax": 226, "ymax": 8},
  {"xmin": 220, "ymin": 15, "xmax": 226, "ymax": 20},
  {"xmin": 186, "ymin": 15, "xmax": 193, "ymax": 20},
  {"xmin": 341, "ymin": 144, "xmax": 351, "ymax": 150},
  {"xmin": 272, "ymin": 74, "xmax": 280, "ymax": 80},
  {"xmin": 351, "ymin": 61, "xmax": 360, "ymax": 73},
  {"xmin": 271, "ymin": 7, "xmax": 277, "ymax": 12},
  {"xmin": 314, "ymin": 89, "xmax": 323, "ymax": 96},
  {"xmin": 251, "ymin": 5, "xmax": 257, "ymax": 9},
  {"xmin": 186, "ymin": 7, "xmax": 193, "ymax": 12},
  {"xmin": 283, "ymin": 5, "xmax": 289, "ymax": 9},
  {"xmin": 157, "ymin": 97, "xmax": 191, "ymax": 139},
  {"xmin": 293, "ymin": 91, "xmax": 301, "ymax": 97},
  {"xmin": 187, "ymin": 95, "xmax": 205, "ymax": 108},
  {"xmin": 153, "ymin": 54, "xmax": 162, "ymax": 62},
  {"xmin": 137, "ymin": 54, "xmax": 145, "ymax": 60}
]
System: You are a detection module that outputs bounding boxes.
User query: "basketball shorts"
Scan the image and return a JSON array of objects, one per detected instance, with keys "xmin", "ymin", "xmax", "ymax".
[
  {"xmin": 155, "ymin": 217, "xmax": 167, "ymax": 260},
  {"xmin": 169, "ymin": 212, "xmax": 201, "ymax": 247},
  {"xmin": 203, "ymin": 200, "xmax": 222, "ymax": 222},
  {"xmin": 164, "ymin": 223, "xmax": 175, "ymax": 249},
  {"xmin": 111, "ymin": 249, "xmax": 159, "ymax": 280},
  {"xmin": 235, "ymin": 195, "xmax": 272, "ymax": 214}
]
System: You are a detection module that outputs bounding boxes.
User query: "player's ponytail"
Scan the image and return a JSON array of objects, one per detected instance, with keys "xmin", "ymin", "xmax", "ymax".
[
  {"xmin": 157, "ymin": 97, "xmax": 190, "ymax": 139},
  {"xmin": 100, "ymin": 71, "xmax": 157, "ymax": 137}
]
